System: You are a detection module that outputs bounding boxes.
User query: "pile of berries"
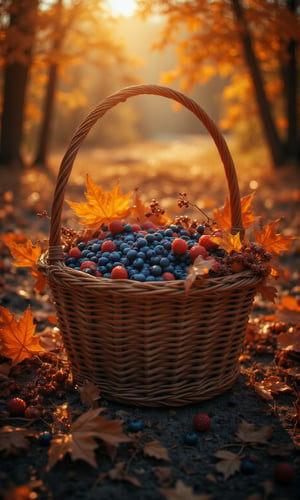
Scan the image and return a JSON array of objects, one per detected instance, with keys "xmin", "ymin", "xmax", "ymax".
[
  {"xmin": 64, "ymin": 220, "xmax": 271, "ymax": 282},
  {"xmin": 64, "ymin": 220, "xmax": 224, "ymax": 282}
]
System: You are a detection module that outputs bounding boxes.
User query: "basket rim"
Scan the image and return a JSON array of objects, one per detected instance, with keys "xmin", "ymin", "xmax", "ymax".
[{"xmin": 38, "ymin": 251, "xmax": 262, "ymax": 293}]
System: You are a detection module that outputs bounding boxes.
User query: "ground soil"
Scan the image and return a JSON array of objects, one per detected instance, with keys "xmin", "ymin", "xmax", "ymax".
[{"xmin": 0, "ymin": 138, "xmax": 299, "ymax": 500}]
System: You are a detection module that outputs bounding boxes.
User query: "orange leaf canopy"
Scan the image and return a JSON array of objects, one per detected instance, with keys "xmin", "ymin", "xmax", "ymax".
[
  {"xmin": 67, "ymin": 176, "xmax": 132, "ymax": 229},
  {"xmin": 0, "ymin": 306, "xmax": 45, "ymax": 365},
  {"xmin": 254, "ymin": 219, "xmax": 296, "ymax": 254},
  {"xmin": 213, "ymin": 193, "xmax": 259, "ymax": 231}
]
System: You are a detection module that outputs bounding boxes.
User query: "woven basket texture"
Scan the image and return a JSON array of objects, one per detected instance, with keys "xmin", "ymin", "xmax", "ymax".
[{"xmin": 39, "ymin": 84, "xmax": 262, "ymax": 406}]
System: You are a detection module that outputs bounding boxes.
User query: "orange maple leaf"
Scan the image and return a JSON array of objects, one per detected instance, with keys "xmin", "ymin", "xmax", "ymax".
[
  {"xmin": 67, "ymin": 176, "xmax": 132, "ymax": 229},
  {"xmin": 254, "ymin": 219, "xmax": 296, "ymax": 255},
  {"xmin": 213, "ymin": 193, "xmax": 259, "ymax": 231},
  {"xmin": 130, "ymin": 190, "xmax": 172, "ymax": 226},
  {"xmin": 211, "ymin": 231, "xmax": 243, "ymax": 253},
  {"xmin": 0, "ymin": 306, "xmax": 45, "ymax": 365},
  {"xmin": 3, "ymin": 236, "xmax": 47, "ymax": 294},
  {"xmin": 3, "ymin": 237, "xmax": 42, "ymax": 267},
  {"xmin": 47, "ymin": 408, "xmax": 130, "ymax": 470}
]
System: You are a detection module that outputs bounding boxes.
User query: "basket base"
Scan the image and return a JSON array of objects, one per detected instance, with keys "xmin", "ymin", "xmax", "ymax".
[{"xmin": 71, "ymin": 365, "xmax": 240, "ymax": 407}]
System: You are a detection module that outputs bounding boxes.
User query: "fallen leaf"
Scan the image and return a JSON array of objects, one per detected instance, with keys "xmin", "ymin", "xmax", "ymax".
[
  {"xmin": 0, "ymin": 426, "xmax": 36, "ymax": 455},
  {"xmin": 160, "ymin": 479, "xmax": 211, "ymax": 500},
  {"xmin": 276, "ymin": 296, "xmax": 300, "ymax": 324},
  {"xmin": 256, "ymin": 284, "xmax": 277, "ymax": 303},
  {"xmin": 235, "ymin": 420, "xmax": 273, "ymax": 445},
  {"xmin": 277, "ymin": 328, "xmax": 300, "ymax": 352},
  {"xmin": 185, "ymin": 255, "xmax": 217, "ymax": 291},
  {"xmin": 143, "ymin": 440, "xmax": 170, "ymax": 461},
  {"xmin": 0, "ymin": 306, "xmax": 45, "ymax": 365},
  {"xmin": 107, "ymin": 461, "xmax": 141, "ymax": 487},
  {"xmin": 47, "ymin": 408, "xmax": 130, "ymax": 470},
  {"xmin": 78, "ymin": 380, "xmax": 101, "ymax": 408},
  {"xmin": 214, "ymin": 450, "xmax": 242, "ymax": 480},
  {"xmin": 254, "ymin": 219, "xmax": 296, "ymax": 255},
  {"xmin": 153, "ymin": 466, "xmax": 173, "ymax": 487},
  {"xmin": 67, "ymin": 176, "xmax": 132, "ymax": 229}
]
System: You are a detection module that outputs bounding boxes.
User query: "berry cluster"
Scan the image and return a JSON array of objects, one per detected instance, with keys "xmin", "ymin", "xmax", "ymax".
[
  {"xmin": 64, "ymin": 220, "xmax": 272, "ymax": 282},
  {"xmin": 64, "ymin": 220, "xmax": 225, "ymax": 282}
]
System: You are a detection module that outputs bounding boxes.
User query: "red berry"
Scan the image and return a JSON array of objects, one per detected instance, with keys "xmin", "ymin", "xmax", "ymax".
[
  {"xmin": 131, "ymin": 223, "xmax": 141, "ymax": 232},
  {"xmin": 111, "ymin": 265, "xmax": 128, "ymax": 279},
  {"xmin": 275, "ymin": 462, "xmax": 296, "ymax": 484},
  {"xmin": 7, "ymin": 397, "xmax": 27, "ymax": 417},
  {"xmin": 189, "ymin": 245, "xmax": 208, "ymax": 262},
  {"xmin": 99, "ymin": 231, "xmax": 108, "ymax": 240},
  {"xmin": 69, "ymin": 247, "xmax": 82, "ymax": 259},
  {"xmin": 101, "ymin": 240, "xmax": 116, "ymax": 252},
  {"xmin": 109, "ymin": 220, "xmax": 124, "ymax": 234},
  {"xmin": 193, "ymin": 413, "xmax": 211, "ymax": 432},
  {"xmin": 198, "ymin": 234, "xmax": 218, "ymax": 250},
  {"xmin": 80, "ymin": 260, "xmax": 97, "ymax": 271},
  {"xmin": 142, "ymin": 221, "xmax": 157, "ymax": 230},
  {"xmin": 162, "ymin": 272, "xmax": 175, "ymax": 281},
  {"xmin": 172, "ymin": 238, "xmax": 188, "ymax": 255}
]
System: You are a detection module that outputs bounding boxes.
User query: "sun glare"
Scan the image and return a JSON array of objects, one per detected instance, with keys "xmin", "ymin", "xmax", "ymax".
[{"xmin": 107, "ymin": 0, "xmax": 137, "ymax": 17}]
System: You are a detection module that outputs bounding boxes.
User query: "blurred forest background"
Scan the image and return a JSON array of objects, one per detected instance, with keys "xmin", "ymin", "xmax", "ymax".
[{"xmin": 0, "ymin": 0, "xmax": 299, "ymax": 170}]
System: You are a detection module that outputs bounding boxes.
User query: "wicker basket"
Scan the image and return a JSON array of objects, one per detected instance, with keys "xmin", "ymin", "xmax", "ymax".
[{"xmin": 39, "ymin": 84, "xmax": 261, "ymax": 407}]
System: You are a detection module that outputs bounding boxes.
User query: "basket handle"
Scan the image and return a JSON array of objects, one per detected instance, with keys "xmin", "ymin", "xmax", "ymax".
[{"xmin": 48, "ymin": 84, "xmax": 243, "ymax": 262}]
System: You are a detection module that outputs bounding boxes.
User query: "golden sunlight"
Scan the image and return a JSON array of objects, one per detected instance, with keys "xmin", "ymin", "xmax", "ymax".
[{"xmin": 107, "ymin": 0, "xmax": 137, "ymax": 17}]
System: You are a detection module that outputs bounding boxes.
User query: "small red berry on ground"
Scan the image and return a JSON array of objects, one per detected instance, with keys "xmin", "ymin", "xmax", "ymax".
[
  {"xmin": 193, "ymin": 413, "xmax": 211, "ymax": 432},
  {"xmin": 7, "ymin": 397, "xmax": 27, "ymax": 417},
  {"xmin": 274, "ymin": 462, "xmax": 296, "ymax": 484}
]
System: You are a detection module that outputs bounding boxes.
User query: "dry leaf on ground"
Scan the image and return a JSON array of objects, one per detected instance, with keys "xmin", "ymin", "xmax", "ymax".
[
  {"xmin": 143, "ymin": 440, "xmax": 170, "ymax": 461},
  {"xmin": 235, "ymin": 420, "xmax": 273, "ymax": 445},
  {"xmin": 0, "ymin": 306, "xmax": 45, "ymax": 365},
  {"xmin": 47, "ymin": 408, "xmax": 130, "ymax": 470},
  {"xmin": 78, "ymin": 380, "xmax": 101, "ymax": 408},
  {"xmin": 214, "ymin": 450, "xmax": 242, "ymax": 480},
  {"xmin": 161, "ymin": 479, "xmax": 212, "ymax": 500},
  {"xmin": 0, "ymin": 426, "xmax": 36, "ymax": 455}
]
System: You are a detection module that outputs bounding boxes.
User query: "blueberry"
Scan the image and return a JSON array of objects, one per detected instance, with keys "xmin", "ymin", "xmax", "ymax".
[
  {"xmin": 136, "ymin": 238, "xmax": 147, "ymax": 248},
  {"xmin": 137, "ymin": 251, "xmax": 146, "ymax": 259},
  {"xmin": 78, "ymin": 242, "xmax": 86, "ymax": 250},
  {"xmin": 164, "ymin": 228, "xmax": 173, "ymax": 237},
  {"xmin": 110, "ymin": 251, "xmax": 121, "ymax": 262},
  {"xmin": 128, "ymin": 419, "xmax": 144, "ymax": 433},
  {"xmin": 151, "ymin": 265, "xmax": 162, "ymax": 277},
  {"xmin": 160, "ymin": 257, "xmax": 169, "ymax": 267},
  {"xmin": 98, "ymin": 257, "xmax": 109, "ymax": 266},
  {"xmin": 133, "ymin": 258, "xmax": 144, "ymax": 270},
  {"xmin": 92, "ymin": 243, "xmax": 101, "ymax": 252},
  {"xmin": 123, "ymin": 224, "xmax": 133, "ymax": 232},
  {"xmin": 184, "ymin": 432, "xmax": 198, "ymax": 445},
  {"xmin": 163, "ymin": 240, "xmax": 172, "ymax": 250},
  {"xmin": 38, "ymin": 431, "xmax": 52, "ymax": 446},
  {"xmin": 241, "ymin": 459, "xmax": 255, "ymax": 474},
  {"xmin": 132, "ymin": 273, "xmax": 146, "ymax": 282},
  {"xmin": 150, "ymin": 256, "xmax": 160, "ymax": 265},
  {"xmin": 145, "ymin": 234, "xmax": 155, "ymax": 244},
  {"xmin": 81, "ymin": 249, "xmax": 90, "ymax": 257},
  {"xmin": 127, "ymin": 249, "xmax": 138, "ymax": 261}
]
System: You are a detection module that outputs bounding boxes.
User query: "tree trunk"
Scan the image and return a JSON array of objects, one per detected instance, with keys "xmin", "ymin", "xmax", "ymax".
[
  {"xmin": 284, "ymin": 0, "xmax": 299, "ymax": 161},
  {"xmin": 34, "ymin": 0, "xmax": 64, "ymax": 167},
  {"xmin": 0, "ymin": 0, "xmax": 39, "ymax": 167},
  {"xmin": 231, "ymin": 0, "xmax": 285, "ymax": 167},
  {"xmin": 33, "ymin": 62, "xmax": 58, "ymax": 166}
]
